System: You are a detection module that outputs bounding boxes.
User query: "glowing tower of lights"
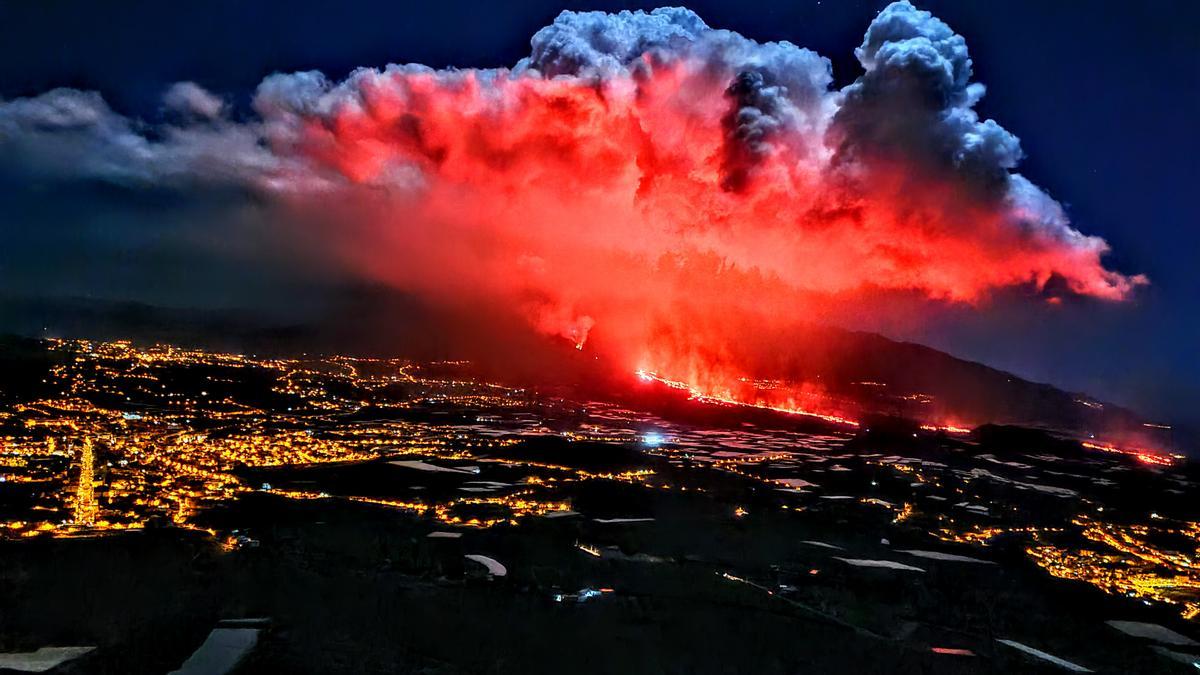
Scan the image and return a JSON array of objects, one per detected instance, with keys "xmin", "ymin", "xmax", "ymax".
[{"xmin": 72, "ymin": 438, "xmax": 98, "ymax": 527}]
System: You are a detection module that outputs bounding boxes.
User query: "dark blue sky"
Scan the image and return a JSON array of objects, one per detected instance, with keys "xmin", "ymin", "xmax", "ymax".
[{"xmin": 1, "ymin": 0, "xmax": 1197, "ymax": 425}]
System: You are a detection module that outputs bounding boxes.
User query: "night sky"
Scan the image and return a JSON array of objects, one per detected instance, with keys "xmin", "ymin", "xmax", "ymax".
[{"xmin": 0, "ymin": 0, "xmax": 1196, "ymax": 428}]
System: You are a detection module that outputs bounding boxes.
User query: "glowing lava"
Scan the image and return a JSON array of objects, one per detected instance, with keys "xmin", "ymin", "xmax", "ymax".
[
  {"xmin": 919, "ymin": 424, "xmax": 973, "ymax": 435},
  {"xmin": 634, "ymin": 369, "xmax": 859, "ymax": 427},
  {"xmin": 1082, "ymin": 441, "xmax": 1179, "ymax": 467}
]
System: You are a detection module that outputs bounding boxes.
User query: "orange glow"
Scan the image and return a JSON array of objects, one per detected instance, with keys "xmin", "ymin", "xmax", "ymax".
[
  {"xmin": 1082, "ymin": 441, "xmax": 1177, "ymax": 467},
  {"xmin": 634, "ymin": 369, "xmax": 859, "ymax": 427},
  {"xmin": 919, "ymin": 423, "xmax": 973, "ymax": 435},
  {"xmin": 931, "ymin": 648, "xmax": 975, "ymax": 656}
]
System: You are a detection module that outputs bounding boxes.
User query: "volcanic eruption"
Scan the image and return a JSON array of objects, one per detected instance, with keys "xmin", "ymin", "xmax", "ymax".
[{"xmin": 0, "ymin": 2, "xmax": 1145, "ymax": 425}]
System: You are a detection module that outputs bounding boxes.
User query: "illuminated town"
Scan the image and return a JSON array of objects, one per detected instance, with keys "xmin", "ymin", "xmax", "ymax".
[
  {"xmin": 0, "ymin": 339, "xmax": 602, "ymax": 538},
  {"xmin": 1, "ymin": 336, "xmax": 1197, "ymax": 672}
]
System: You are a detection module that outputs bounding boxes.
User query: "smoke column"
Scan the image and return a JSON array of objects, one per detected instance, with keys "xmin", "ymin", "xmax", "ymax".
[{"xmin": 0, "ymin": 3, "xmax": 1145, "ymax": 416}]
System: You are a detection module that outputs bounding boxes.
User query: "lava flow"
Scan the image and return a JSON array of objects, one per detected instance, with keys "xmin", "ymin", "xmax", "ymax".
[
  {"xmin": 634, "ymin": 369, "xmax": 860, "ymax": 427},
  {"xmin": 919, "ymin": 424, "xmax": 974, "ymax": 435},
  {"xmin": 1082, "ymin": 441, "xmax": 1180, "ymax": 467}
]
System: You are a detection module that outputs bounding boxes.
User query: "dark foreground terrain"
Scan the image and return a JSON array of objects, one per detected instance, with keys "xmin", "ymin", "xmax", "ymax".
[{"xmin": 2, "ymin": 472, "xmax": 1196, "ymax": 674}]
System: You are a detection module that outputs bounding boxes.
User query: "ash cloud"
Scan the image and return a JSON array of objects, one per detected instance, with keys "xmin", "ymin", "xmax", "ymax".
[
  {"xmin": 0, "ymin": 87, "xmax": 282, "ymax": 189},
  {"xmin": 518, "ymin": 7, "xmax": 711, "ymax": 77},
  {"xmin": 831, "ymin": 1, "xmax": 1025, "ymax": 192},
  {"xmin": 162, "ymin": 81, "xmax": 227, "ymax": 121},
  {"xmin": 0, "ymin": 2, "xmax": 1146, "ymax": 386},
  {"xmin": 720, "ymin": 71, "xmax": 786, "ymax": 192}
]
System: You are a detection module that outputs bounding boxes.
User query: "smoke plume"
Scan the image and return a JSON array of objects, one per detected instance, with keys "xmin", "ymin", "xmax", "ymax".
[{"xmin": 0, "ymin": 2, "xmax": 1145, "ymax": 411}]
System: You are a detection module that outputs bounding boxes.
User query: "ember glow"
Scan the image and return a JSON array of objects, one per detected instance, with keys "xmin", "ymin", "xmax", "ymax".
[
  {"xmin": 1082, "ymin": 441, "xmax": 1180, "ymax": 468},
  {"xmin": 635, "ymin": 369, "xmax": 859, "ymax": 427},
  {"xmin": 919, "ymin": 424, "xmax": 973, "ymax": 435},
  {"xmin": 0, "ymin": 3, "xmax": 1146, "ymax": 419}
]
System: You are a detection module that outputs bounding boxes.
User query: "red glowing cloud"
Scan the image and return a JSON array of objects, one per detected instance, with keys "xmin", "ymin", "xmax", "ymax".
[
  {"xmin": 280, "ymin": 62, "xmax": 1135, "ymax": 302},
  {"xmin": 258, "ymin": 31, "xmax": 1134, "ymax": 321}
]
